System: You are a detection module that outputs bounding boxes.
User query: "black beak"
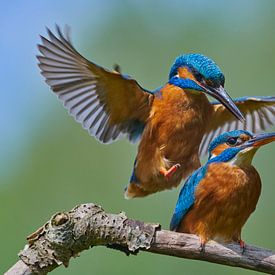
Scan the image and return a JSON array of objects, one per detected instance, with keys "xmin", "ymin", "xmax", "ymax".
[
  {"xmin": 203, "ymin": 85, "xmax": 245, "ymax": 122},
  {"xmin": 244, "ymin": 132, "xmax": 275, "ymax": 148}
]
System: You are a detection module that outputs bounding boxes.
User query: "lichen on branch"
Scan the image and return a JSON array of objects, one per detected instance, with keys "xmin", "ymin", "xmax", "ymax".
[{"xmin": 5, "ymin": 203, "xmax": 275, "ymax": 275}]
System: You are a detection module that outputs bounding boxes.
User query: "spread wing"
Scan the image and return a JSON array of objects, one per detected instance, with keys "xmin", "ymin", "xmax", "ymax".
[
  {"xmin": 37, "ymin": 25, "xmax": 153, "ymax": 143},
  {"xmin": 170, "ymin": 166, "xmax": 206, "ymax": 231},
  {"xmin": 199, "ymin": 96, "xmax": 275, "ymax": 157}
]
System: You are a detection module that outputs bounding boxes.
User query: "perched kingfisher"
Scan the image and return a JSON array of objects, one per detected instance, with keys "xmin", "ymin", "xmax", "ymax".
[
  {"xmin": 37, "ymin": 25, "xmax": 275, "ymax": 198},
  {"xmin": 170, "ymin": 130, "xmax": 275, "ymax": 251}
]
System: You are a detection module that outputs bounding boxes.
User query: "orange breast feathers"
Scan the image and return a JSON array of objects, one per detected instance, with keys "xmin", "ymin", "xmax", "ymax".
[
  {"xmin": 178, "ymin": 162, "xmax": 261, "ymax": 243},
  {"xmin": 136, "ymin": 84, "xmax": 212, "ymax": 177},
  {"xmin": 149, "ymin": 84, "xmax": 212, "ymax": 143}
]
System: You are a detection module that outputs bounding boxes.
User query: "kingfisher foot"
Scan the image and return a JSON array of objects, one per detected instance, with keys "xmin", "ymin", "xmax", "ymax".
[
  {"xmin": 239, "ymin": 239, "xmax": 246, "ymax": 254},
  {"xmin": 160, "ymin": 164, "xmax": 181, "ymax": 179},
  {"xmin": 199, "ymin": 242, "xmax": 206, "ymax": 253}
]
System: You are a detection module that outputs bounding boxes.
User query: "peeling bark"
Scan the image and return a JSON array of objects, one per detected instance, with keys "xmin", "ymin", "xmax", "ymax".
[{"xmin": 5, "ymin": 203, "xmax": 275, "ymax": 274}]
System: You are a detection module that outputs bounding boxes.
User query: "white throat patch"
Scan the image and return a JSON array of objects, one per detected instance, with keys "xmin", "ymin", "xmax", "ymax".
[{"xmin": 229, "ymin": 147, "xmax": 258, "ymax": 166}]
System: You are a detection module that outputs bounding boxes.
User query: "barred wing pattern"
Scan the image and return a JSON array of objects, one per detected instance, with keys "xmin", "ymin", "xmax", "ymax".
[
  {"xmin": 38, "ymin": 26, "xmax": 152, "ymax": 143},
  {"xmin": 200, "ymin": 96, "xmax": 275, "ymax": 158}
]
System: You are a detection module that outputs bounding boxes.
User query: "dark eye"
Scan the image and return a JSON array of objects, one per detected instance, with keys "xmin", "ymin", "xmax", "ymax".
[
  {"xmin": 206, "ymin": 79, "xmax": 214, "ymax": 87},
  {"xmin": 193, "ymin": 71, "xmax": 204, "ymax": 83},
  {"xmin": 226, "ymin": 137, "xmax": 238, "ymax": 146}
]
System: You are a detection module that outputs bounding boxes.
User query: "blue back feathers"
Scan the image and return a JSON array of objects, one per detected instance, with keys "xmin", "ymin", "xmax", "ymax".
[
  {"xmin": 170, "ymin": 166, "xmax": 207, "ymax": 231},
  {"xmin": 169, "ymin": 53, "xmax": 225, "ymax": 85}
]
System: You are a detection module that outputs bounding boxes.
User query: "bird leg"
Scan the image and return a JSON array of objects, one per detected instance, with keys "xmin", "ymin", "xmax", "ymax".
[
  {"xmin": 199, "ymin": 239, "xmax": 206, "ymax": 253},
  {"xmin": 160, "ymin": 164, "xmax": 181, "ymax": 179}
]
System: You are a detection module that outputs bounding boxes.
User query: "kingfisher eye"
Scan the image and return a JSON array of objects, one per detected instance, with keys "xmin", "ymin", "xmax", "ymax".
[
  {"xmin": 193, "ymin": 71, "xmax": 204, "ymax": 83},
  {"xmin": 206, "ymin": 79, "xmax": 214, "ymax": 87},
  {"xmin": 226, "ymin": 137, "xmax": 238, "ymax": 146}
]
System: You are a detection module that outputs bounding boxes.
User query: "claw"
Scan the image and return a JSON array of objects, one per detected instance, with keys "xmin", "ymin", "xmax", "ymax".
[
  {"xmin": 160, "ymin": 164, "xmax": 181, "ymax": 179},
  {"xmin": 239, "ymin": 239, "xmax": 246, "ymax": 254},
  {"xmin": 199, "ymin": 242, "xmax": 205, "ymax": 253}
]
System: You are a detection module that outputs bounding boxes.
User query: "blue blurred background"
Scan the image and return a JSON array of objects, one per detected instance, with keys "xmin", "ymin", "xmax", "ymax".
[{"xmin": 1, "ymin": 1, "xmax": 275, "ymax": 274}]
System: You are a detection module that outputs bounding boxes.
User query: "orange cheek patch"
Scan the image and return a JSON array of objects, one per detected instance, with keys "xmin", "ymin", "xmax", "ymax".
[
  {"xmin": 178, "ymin": 67, "xmax": 196, "ymax": 81},
  {"xmin": 212, "ymin": 144, "xmax": 230, "ymax": 156},
  {"xmin": 240, "ymin": 134, "xmax": 251, "ymax": 142}
]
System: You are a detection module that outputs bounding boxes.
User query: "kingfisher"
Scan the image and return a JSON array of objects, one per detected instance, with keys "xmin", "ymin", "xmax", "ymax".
[
  {"xmin": 170, "ymin": 130, "xmax": 275, "ymax": 252},
  {"xmin": 37, "ymin": 25, "xmax": 275, "ymax": 198}
]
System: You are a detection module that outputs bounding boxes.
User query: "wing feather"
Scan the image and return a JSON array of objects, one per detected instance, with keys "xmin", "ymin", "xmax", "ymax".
[
  {"xmin": 38, "ymin": 25, "xmax": 153, "ymax": 143},
  {"xmin": 200, "ymin": 97, "xmax": 275, "ymax": 157},
  {"xmin": 170, "ymin": 166, "xmax": 207, "ymax": 231}
]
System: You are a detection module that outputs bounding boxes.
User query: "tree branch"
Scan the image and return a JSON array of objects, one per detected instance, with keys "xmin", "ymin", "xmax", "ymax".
[{"xmin": 5, "ymin": 203, "xmax": 275, "ymax": 274}]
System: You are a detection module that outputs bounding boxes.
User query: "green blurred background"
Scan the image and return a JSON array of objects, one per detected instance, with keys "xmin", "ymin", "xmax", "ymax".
[{"xmin": 1, "ymin": 0, "xmax": 275, "ymax": 274}]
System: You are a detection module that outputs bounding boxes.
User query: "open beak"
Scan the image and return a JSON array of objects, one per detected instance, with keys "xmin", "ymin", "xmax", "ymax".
[
  {"xmin": 245, "ymin": 132, "xmax": 275, "ymax": 148},
  {"xmin": 202, "ymin": 85, "xmax": 245, "ymax": 122}
]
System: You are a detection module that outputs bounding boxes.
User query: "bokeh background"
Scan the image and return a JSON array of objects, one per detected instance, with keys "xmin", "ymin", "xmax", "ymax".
[{"xmin": 1, "ymin": 0, "xmax": 275, "ymax": 274}]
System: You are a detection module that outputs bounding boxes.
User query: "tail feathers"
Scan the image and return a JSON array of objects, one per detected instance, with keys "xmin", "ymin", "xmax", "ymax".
[
  {"xmin": 169, "ymin": 212, "xmax": 181, "ymax": 231},
  {"xmin": 124, "ymin": 182, "xmax": 150, "ymax": 199}
]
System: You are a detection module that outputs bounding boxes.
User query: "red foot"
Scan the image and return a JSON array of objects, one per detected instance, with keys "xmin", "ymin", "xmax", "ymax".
[
  {"xmin": 160, "ymin": 164, "xmax": 181, "ymax": 179},
  {"xmin": 239, "ymin": 239, "xmax": 246, "ymax": 254}
]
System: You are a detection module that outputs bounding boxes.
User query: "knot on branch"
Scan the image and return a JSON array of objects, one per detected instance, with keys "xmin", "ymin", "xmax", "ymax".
[
  {"xmin": 6, "ymin": 202, "xmax": 275, "ymax": 275},
  {"xmin": 18, "ymin": 203, "xmax": 159, "ymax": 274}
]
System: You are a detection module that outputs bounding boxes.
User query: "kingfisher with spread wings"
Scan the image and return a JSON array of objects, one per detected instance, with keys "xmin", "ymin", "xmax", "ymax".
[{"xmin": 37, "ymin": 25, "xmax": 275, "ymax": 198}]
